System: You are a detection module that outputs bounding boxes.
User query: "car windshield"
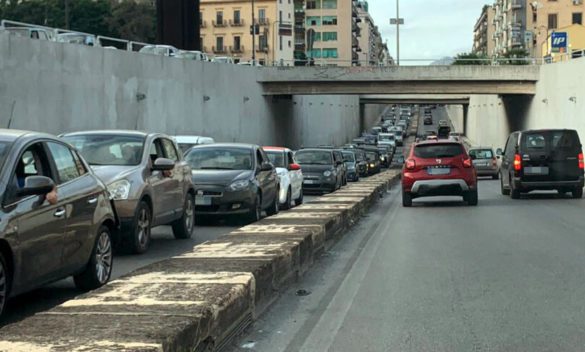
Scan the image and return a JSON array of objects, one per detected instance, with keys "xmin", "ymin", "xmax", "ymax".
[
  {"xmin": 0, "ymin": 141, "xmax": 11, "ymax": 170},
  {"xmin": 185, "ymin": 147, "xmax": 253, "ymax": 170},
  {"xmin": 414, "ymin": 143, "xmax": 464, "ymax": 158},
  {"xmin": 469, "ymin": 149, "xmax": 494, "ymax": 159},
  {"xmin": 365, "ymin": 152, "xmax": 377, "ymax": 161},
  {"xmin": 63, "ymin": 134, "xmax": 145, "ymax": 166},
  {"xmin": 379, "ymin": 134, "xmax": 395, "ymax": 141},
  {"xmin": 266, "ymin": 151, "xmax": 286, "ymax": 168},
  {"xmin": 342, "ymin": 152, "xmax": 355, "ymax": 162},
  {"xmin": 295, "ymin": 151, "xmax": 332, "ymax": 165},
  {"xmin": 178, "ymin": 143, "xmax": 197, "ymax": 154}
]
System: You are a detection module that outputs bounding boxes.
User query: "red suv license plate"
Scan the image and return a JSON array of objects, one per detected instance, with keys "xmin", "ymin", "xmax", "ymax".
[{"xmin": 427, "ymin": 167, "xmax": 451, "ymax": 175}]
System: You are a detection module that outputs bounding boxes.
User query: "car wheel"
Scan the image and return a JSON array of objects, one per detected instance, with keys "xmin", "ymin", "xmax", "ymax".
[
  {"xmin": 172, "ymin": 193, "xmax": 195, "ymax": 239},
  {"xmin": 245, "ymin": 194, "xmax": 262, "ymax": 223},
  {"xmin": 572, "ymin": 187, "xmax": 583, "ymax": 199},
  {"xmin": 342, "ymin": 175, "xmax": 347, "ymax": 186},
  {"xmin": 294, "ymin": 187, "xmax": 304, "ymax": 206},
  {"xmin": 402, "ymin": 191, "xmax": 413, "ymax": 207},
  {"xmin": 126, "ymin": 201, "xmax": 152, "ymax": 254},
  {"xmin": 266, "ymin": 188, "xmax": 280, "ymax": 216},
  {"xmin": 0, "ymin": 251, "xmax": 9, "ymax": 317},
  {"xmin": 500, "ymin": 174, "xmax": 510, "ymax": 195},
  {"xmin": 74, "ymin": 225, "xmax": 113, "ymax": 291},
  {"xmin": 466, "ymin": 190, "xmax": 479, "ymax": 206},
  {"xmin": 510, "ymin": 179, "xmax": 520, "ymax": 199},
  {"xmin": 281, "ymin": 187, "xmax": 292, "ymax": 210}
]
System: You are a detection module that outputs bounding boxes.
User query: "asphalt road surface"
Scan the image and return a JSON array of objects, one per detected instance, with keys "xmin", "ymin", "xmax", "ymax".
[{"xmin": 230, "ymin": 176, "xmax": 585, "ymax": 352}]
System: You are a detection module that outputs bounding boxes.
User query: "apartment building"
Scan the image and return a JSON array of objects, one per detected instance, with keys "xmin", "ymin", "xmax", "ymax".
[
  {"xmin": 473, "ymin": 5, "xmax": 496, "ymax": 56},
  {"xmin": 355, "ymin": 0, "xmax": 390, "ymax": 65},
  {"xmin": 489, "ymin": 0, "xmax": 585, "ymax": 58},
  {"xmin": 200, "ymin": 0, "xmax": 294, "ymax": 64}
]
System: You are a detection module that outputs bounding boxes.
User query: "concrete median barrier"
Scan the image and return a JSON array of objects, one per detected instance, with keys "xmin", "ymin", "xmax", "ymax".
[{"xmin": 0, "ymin": 170, "xmax": 400, "ymax": 352}]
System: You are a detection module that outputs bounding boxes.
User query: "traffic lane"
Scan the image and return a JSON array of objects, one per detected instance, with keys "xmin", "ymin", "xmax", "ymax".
[
  {"xmin": 0, "ymin": 224, "xmax": 236, "ymax": 327},
  {"xmin": 237, "ymin": 180, "xmax": 585, "ymax": 351}
]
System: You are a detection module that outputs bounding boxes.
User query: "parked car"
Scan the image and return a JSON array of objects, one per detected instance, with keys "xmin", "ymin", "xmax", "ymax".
[
  {"xmin": 295, "ymin": 148, "xmax": 344, "ymax": 193},
  {"xmin": 378, "ymin": 133, "xmax": 397, "ymax": 151},
  {"xmin": 424, "ymin": 116, "xmax": 433, "ymax": 125},
  {"xmin": 175, "ymin": 50, "xmax": 207, "ymax": 61},
  {"xmin": 2, "ymin": 27, "xmax": 51, "ymax": 40},
  {"xmin": 139, "ymin": 45, "xmax": 180, "ymax": 57},
  {"xmin": 56, "ymin": 32, "xmax": 96, "ymax": 46},
  {"xmin": 402, "ymin": 140, "xmax": 478, "ymax": 207},
  {"xmin": 377, "ymin": 145, "xmax": 393, "ymax": 168},
  {"xmin": 0, "ymin": 129, "xmax": 117, "ymax": 317},
  {"xmin": 263, "ymin": 146, "xmax": 304, "ymax": 209},
  {"xmin": 212, "ymin": 56, "xmax": 235, "ymax": 64},
  {"xmin": 174, "ymin": 135, "xmax": 216, "ymax": 154},
  {"xmin": 469, "ymin": 147, "xmax": 499, "ymax": 179},
  {"xmin": 342, "ymin": 150, "xmax": 360, "ymax": 182},
  {"xmin": 363, "ymin": 147, "xmax": 382, "ymax": 175},
  {"xmin": 184, "ymin": 143, "xmax": 280, "ymax": 222},
  {"xmin": 62, "ymin": 131, "xmax": 195, "ymax": 254},
  {"xmin": 498, "ymin": 129, "xmax": 584, "ymax": 199}
]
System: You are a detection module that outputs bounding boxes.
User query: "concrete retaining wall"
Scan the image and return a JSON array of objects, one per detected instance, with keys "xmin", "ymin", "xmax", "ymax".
[
  {"xmin": 0, "ymin": 170, "xmax": 400, "ymax": 352},
  {"xmin": 0, "ymin": 32, "xmax": 372, "ymax": 149}
]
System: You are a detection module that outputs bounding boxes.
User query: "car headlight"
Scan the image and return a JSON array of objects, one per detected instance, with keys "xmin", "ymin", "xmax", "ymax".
[
  {"xmin": 369, "ymin": 163, "xmax": 375, "ymax": 168},
  {"xmin": 108, "ymin": 179, "xmax": 131, "ymax": 200},
  {"xmin": 323, "ymin": 170, "xmax": 332, "ymax": 177},
  {"xmin": 227, "ymin": 179, "xmax": 250, "ymax": 191}
]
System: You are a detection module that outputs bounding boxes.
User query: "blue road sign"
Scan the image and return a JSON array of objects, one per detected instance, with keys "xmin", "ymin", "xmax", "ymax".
[{"xmin": 551, "ymin": 32, "xmax": 568, "ymax": 53}]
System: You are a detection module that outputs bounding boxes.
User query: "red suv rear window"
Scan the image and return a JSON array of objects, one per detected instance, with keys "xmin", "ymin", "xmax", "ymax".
[{"xmin": 414, "ymin": 144, "xmax": 465, "ymax": 159}]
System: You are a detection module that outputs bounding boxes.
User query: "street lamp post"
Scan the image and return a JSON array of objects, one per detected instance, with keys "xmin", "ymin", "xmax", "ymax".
[
  {"xmin": 252, "ymin": 0, "xmax": 256, "ymax": 62},
  {"xmin": 389, "ymin": 0, "xmax": 404, "ymax": 65}
]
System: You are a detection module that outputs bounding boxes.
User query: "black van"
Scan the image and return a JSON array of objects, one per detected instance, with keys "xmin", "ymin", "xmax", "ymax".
[{"xmin": 498, "ymin": 129, "xmax": 584, "ymax": 199}]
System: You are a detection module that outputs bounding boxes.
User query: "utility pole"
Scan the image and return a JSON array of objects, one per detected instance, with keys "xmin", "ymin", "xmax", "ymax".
[
  {"xmin": 64, "ymin": 0, "xmax": 70, "ymax": 29},
  {"xmin": 252, "ymin": 0, "xmax": 256, "ymax": 62},
  {"xmin": 389, "ymin": 0, "xmax": 404, "ymax": 65}
]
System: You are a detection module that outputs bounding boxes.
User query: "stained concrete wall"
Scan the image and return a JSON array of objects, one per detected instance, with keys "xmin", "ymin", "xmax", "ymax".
[
  {"xmin": 0, "ymin": 32, "xmax": 369, "ymax": 149},
  {"xmin": 465, "ymin": 95, "xmax": 509, "ymax": 148},
  {"xmin": 444, "ymin": 105, "xmax": 464, "ymax": 133}
]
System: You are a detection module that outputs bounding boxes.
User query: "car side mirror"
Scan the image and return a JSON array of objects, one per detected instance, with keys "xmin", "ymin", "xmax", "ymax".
[
  {"xmin": 496, "ymin": 148, "xmax": 503, "ymax": 156},
  {"xmin": 16, "ymin": 176, "xmax": 55, "ymax": 197},
  {"xmin": 260, "ymin": 162, "xmax": 273, "ymax": 171},
  {"xmin": 288, "ymin": 163, "xmax": 301, "ymax": 171},
  {"xmin": 152, "ymin": 157, "xmax": 175, "ymax": 171}
]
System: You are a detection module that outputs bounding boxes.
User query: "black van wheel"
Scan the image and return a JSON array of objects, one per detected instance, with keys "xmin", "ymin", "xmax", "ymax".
[
  {"xmin": 500, "ymin": 175, "xmax": 510, "ymax": 195},
  {"xmin": 572, "ymin": 187, "xmax": 583, "ymax": 199}
]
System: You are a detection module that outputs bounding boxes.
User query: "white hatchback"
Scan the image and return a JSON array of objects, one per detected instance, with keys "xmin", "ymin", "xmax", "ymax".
[{"xmin": 263, "ymin": 147, "xmax": 304, "ymax": 210}]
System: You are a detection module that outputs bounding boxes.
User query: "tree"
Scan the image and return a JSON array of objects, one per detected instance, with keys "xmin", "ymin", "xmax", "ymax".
[
  {"xmin": 68, "ymin": 0, "xmax": 112, "ymax": 37},
  {"xmin": 107, "ymin": 1, "xmax": 156, "ymax": 43},
  {"xmin": 452, "ymin": 52, "xmax": 490, "ymax": 65},
  {"xmin": 501, "ymin": 48, "xmax": 530, "ymax": 65}
]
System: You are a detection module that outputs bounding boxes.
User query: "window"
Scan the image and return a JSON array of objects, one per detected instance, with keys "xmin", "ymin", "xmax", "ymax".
[
  {"xmin": 306, "ymin": 16, "xmax": 321, "ymax": 26},
  {"xmin": 149, "ymin": 139, "xmax": 165, "ymax": 164},
  {"xmin": 322, "ymin": 48, "xmax": 338, "ymax": 58},
  {"xmin": 234, "ymin": 36, "xmax": 241, "ymax": 50},
  {"xmin": 313, "ymin": 32, "xmax": 322, "ymax": 41},
  {"xmin": 548, "ymin": 13, "xmax": 558, "ymax": 29},
  {"xmin": 306, "ymin": 0, "xmax": 320, "ymax": 9},
  {"xmin": 259, "ymin": 35, "xmax": 268, "ymax": 49},
  {"xmin": 573, "ymin": 12, "xmax": 582, "ymax": 25},
  {"xmin": 259, "ymin": 9, "xmax": 266, "ymax": 20},
  {"xmin": 322, "ymin": 16, "xmax": 337, "ymax": 25},
  {"xmin": 308, "ymin": 49, "xmax": 322, "ymax": 58},
  {"xmin": 234, "ymin": 10, "xmax": 241, "ymax": 24},
  {"xmin": 322, "ymin": 0, "xmax": 337, "ymax": 9},
  {"xmin": 266, "ymin": 151, "xmax": 286, "ymax": 168},
  {"xmin": 216, "ymin": 11, "xmax": 223, "ymax": 25},
  {"xmin": 162, "ymin": 139, "xmax": 179, "ymax": 162},
  {"xmin": 413, "ymin": 144, "xmax": 465, "ymax": 158},
  {"xmin": 216, "ymin": 36, "xmax": 224, "ymax": 50},
  {"xmin": 7, "ymin": 143, "xmax": 52, "ymax": 203},
  {"xmin": 469, "ymin": 149, "xmax": 494, "ymax": 160},
  {"xmin": 47, "ymin": 143, "xmax": 82, "ymax": 184},
  {"xmin": 322, "ymin": 32, "xmax": 337, "ymax": 41}
]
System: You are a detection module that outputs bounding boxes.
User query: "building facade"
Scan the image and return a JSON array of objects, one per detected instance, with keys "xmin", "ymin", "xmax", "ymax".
[
  {"xmin": 200, "ymin": 0, "xmax": 294, "ymax": 65},
  {"xmin": 355, "ymin": 0, "xmax": 390, "ymax": 65},
  {"xmin": 473, "ymin": 5, "xmax": 496, "ymax": 56}
]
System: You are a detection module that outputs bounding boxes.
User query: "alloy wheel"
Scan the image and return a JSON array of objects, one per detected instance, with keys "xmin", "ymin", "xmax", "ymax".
[
  {"xmin": 137, "ymin": 208, "xmax": 150, "ymax": 247},
  {"xmin": 185, "ymin": 197, "xmax": 194, "ymax": 231},
  {"xmin": 95, "ymin": 231, "xmax": 112, "ymax": 284}
]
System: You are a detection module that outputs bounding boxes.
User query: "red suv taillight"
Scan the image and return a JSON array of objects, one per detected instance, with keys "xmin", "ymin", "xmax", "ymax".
[
  {"xmin": 514, "ymin": 154, "xmax": 522, "ymax": 171},
  {"xmin": 463, "ymin": 158, "xmax": 472, "ymax": 168},
  {"xmin": 405, "ymin": 159, "xmax": 416, "ymax": 170},
  {"xmin": 579, "ymin": 153, "xmax": 584, "ymax": 169}
]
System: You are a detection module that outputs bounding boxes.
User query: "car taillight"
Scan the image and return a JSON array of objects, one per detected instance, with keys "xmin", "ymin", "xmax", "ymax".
[
  {"xmin": 514, "ymin": 154, "xmax": 522, "ymax": 171},
  {"xmin": 579, "ymin": 153, "xmax": 584, "ymax": 169},
  {"xmin": 463, "ymin": 158, "xmax": 472, "ymax": 168},
  {"xmin": 405, "ymin": 159, "xmax": 416, "ymax": 170}
]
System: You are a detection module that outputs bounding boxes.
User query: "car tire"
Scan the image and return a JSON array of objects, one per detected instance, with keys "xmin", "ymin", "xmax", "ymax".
[
  {"xmin": 245, "ymin": 194, "xmax": 262, "ymax": 224},
  {"xmin": 0, "ymin": 251, "xmax": 9, "ymax": 317},
  {"xmin": 572, "ymin": 187, "xmax": 583, "ymax": 199},
  {"xmin": 74, "ymin": 225, "xmax": 113, "ymax": 291},
  {"xmin": 172, "ymin": 193, "xmax": 195, "ymax": 239},
  {"xmin": 510, "ymin": 180, "xmax": 520, "ymax": 199},
  {"xmin": 294, "ymin": 187, "xmax": 304, "ymax": 206},
  {"xmin": 500, "ymin": 175, "xmax": 510, "ymax": 195},
  {"xmin": 402, "ymin": 191, "xmax": 413, "ymax": 207},
  {"xmin": 281, "ymin": 187, "xmax": 292, "ymax": 210},
  {"xmin": 466, "ymin": 190, "xmax": 479, "ymax": 206},
  {"xmin": 126, "ymin": 201, "xmax": 152, "ymax": 254},
  {"xmin": 266, "ymin": 189, "xmax": 280, "ymax": 216}
]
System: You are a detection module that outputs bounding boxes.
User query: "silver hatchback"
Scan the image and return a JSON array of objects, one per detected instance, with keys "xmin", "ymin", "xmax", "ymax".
[{"xmin": 469, "ymin": 147, "xmax": 499, "ymax": 179}]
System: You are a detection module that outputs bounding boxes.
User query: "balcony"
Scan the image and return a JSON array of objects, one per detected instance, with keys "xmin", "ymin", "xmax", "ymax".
[
  {"xmin": 200, "ymin": 20, "xmax": 207, "ymax": 28},
  {"xmin": 212, "ymin": 46, "xmax": 227, "ymax": 53},
  {"xmin": 511, "ymin": 0, "xmax": 522, "ymax": 9},
  {"xmin": 256, "ymin": 45, "xmax": 269, "ymax": 53},
  {"xmin": 229, "ymin": 19, "xmax": 245, "ymax": 26},
  {"xmin": 212, "ymin": 19, "xmax": 227, "ymax": 27},
  {"xmin": 256, "ymin": 18, "xmax": 270, "ymax": 26},
  {"xmin": 230, "ymin": 45, "xmax": 244, "ymax": 53}
]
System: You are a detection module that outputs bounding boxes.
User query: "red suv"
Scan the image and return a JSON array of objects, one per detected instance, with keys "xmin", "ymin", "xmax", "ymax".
[{"xmin": 402, "ymin": 140, "xmax": 478, "ymax": 207}]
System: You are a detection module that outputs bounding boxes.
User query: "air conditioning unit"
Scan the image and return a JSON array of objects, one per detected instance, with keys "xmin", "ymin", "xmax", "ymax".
[{"xmin": 573, "ymin": 0, "xmax": 583, "ymax": 5}]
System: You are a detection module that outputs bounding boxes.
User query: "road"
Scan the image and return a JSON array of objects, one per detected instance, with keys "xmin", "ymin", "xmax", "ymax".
[{"xmin": 229, "ymin": 178, "xmax": 585, "ymax": 352}]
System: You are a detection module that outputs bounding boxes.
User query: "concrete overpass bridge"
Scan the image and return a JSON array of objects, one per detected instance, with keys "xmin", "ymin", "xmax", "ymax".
[
  {"xmin": 258, "ymin": 66, "xmax": 539, "ymax": 96},
  {"xmin": 359, "ymin": 95, "xmax": 471, "ymax": 105}
]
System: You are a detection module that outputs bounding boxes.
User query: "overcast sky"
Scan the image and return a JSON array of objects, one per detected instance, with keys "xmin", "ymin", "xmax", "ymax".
[{"xmin": 367, "ymin": 0, "xmax": 489, "ymax": 64}]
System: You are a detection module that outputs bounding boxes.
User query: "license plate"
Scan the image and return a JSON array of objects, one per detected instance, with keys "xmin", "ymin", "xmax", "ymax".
[
  {"xmin": 524, "ymin": 166, "xmax": 549, "ymax": 175},
  {"xmin": 304, "ymin": 180, "xmax": 317, "ymax": 184},
  {"xmin": 427, "ymin": 167, "xmax": 451, "ymax": 175},
  {"xmin": 195, "ymin": 195, "xmax": 212, "ymax": 206}
]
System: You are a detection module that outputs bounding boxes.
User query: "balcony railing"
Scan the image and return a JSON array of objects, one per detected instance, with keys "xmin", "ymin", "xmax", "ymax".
[
  {"xmin": 256, "ymin": 44, "xmax": 269, "ymax": 53},
  {"xmin": 256, "ymin": 18, "xmax": 270, "ymax": 26},
  {"xmin": 212, "ymin": 19, "xmax": 227, "ymax": 27},
  {"xmin": 212, "ymin": 46, "xmax": 227, "ymax": 53},
  {"xmin": 229, "ymin": 19, "xmax": 245, "ymax": 26},
  {"xmin": 230, "ymin": 45, "xmax": 244, "ymax": 53}
]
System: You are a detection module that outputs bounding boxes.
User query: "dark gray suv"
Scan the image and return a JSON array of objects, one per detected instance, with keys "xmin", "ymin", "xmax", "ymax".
[
  {"xmin": 499, "ymin": 129, "xmax": 584, "ymax": 199},
  {"xmin": 0, "ymin": 129, "xmax": 117, "ymax": 317}
]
